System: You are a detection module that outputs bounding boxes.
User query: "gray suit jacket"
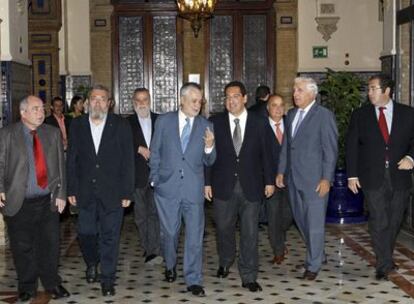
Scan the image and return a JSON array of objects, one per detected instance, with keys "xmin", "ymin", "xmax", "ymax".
[
  {"xmin": 0, "ymin": 122, "xmax": 66, "ymax": 216},
  {"xmin": 278, "ymin": 103, "xmax": 338, "ymax": 190},
  {"xmin": 149, "ymin": 112, "xmax": 216, "ymax": 203}
]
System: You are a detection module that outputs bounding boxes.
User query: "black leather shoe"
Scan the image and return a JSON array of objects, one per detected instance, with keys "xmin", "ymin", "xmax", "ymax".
[
  {"xmin": 216, "ymin": 266, "xmax": 230, "ymax": 278},
  {"xmin": 187, "ymin": 285, "xmax": 206, "ymax": 297},
  {"xmin": 47, "ymin": 285, "xmax": 70, "ymax": 299},
  {"xmin": 375, "ymin": 271, "xmax": 388, "ymax": 281},
  {"xmin": 165, "ymin": 267, "xmax": 177, "ymax": 282},
  {"xmin": 242, "ymin": 281, "xmax": 262, "ymax": 292},
  {"xmin": 101, "ymin": 284, "xmax": 115, "ymax": 296},
  {"xmin": 17, "ymin": 292, "xmax": 34, "ymax": 302},
  {"xmin": 86, "ymin": 265, "xmax": 99, "ymax": 283},
  {"xmin": 302, "ymin": 270, "xmax": 318, "ymax": 280}
]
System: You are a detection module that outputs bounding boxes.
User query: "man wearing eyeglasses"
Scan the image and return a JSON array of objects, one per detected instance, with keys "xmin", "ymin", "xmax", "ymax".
[
  {"xmin": 346, "ymin": 74, "xmax": 414, "ymax": 281},
  {"xmin": 67, "ymin": 85, "xmax": 135, "ymax": 297},
  {"xmin": 205, "ymin": 81, "xmax": 274, "ymax": 292}
]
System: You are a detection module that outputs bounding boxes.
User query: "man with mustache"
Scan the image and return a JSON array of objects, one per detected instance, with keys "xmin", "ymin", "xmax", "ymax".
[
  {"xmin": 67, "ymin": 85, "xmax": 135, "ymax": 297},
  {"xmin": 127, "ymin": 88, "xmax": 162, "ymax": 265}
]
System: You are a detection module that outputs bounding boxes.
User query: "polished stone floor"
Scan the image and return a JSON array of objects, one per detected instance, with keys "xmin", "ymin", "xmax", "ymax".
[{"xmin": 1, "ymin": 207, "xmax": 414, "ymax": 304}]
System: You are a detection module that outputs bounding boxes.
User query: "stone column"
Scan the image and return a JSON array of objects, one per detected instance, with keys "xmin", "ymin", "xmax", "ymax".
[{"xmin": 0, "ymin": 17, "xmax": 5, "ymax": 246}]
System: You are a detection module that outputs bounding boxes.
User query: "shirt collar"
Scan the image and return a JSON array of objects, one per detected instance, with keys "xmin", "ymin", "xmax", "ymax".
[
  {"xmin": 179, "ymin": 110, "xmax": 194, "ymax": 123},
  {"xmin": 269, "ymin": 117, "xmax": 283, "ymax": 126},
  {"xmin": 299, "ymin": 100, "xmax": 316, "ymax": 114},
  {"xmin": 89, "ymin": 114, "xmax": 107, "ymax": 127},
  {"xmin": 375, "ymin": 99, "xmax": 393, "ymax": 111},
  {"xmin": 229, "ymin": 108, "xmax": 248, "ymax": 122}
]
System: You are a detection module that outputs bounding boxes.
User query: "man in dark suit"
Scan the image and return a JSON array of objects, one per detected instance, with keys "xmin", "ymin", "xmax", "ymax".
[
  {"xmin": 0, "ymin": 96, "xmax": 70, "ymax": 302},
  {"xmin": 205, "ymin": 81, "xmax": 274, "ymax": 292},
  {"xmin": 346, "ymin": 74, "xmax": 414, "ymax": 280},
  {"xmin": 67, "ymin": 85, "xmax": 134, "ymax": 296},
  {"xmin": 127, "ymin": 88, "xmax": 162, "ymax": 265},
  {"xmin": 149, "ymin": 82, "xmax": 215, "ymax": 297},
  {"xmin": 249, "ymin": 85, "xmax": 270, "ymax": 117},
  {"xmin": 276, "ymin": 77, "xmax": 338, "ymax": 281},
  {"xmin": 265, "ymin": 94, "xmax": 292, "ymax": 265},
  {"xmin": 44, "ymin": 96, "xmax": 71, "ymax": 150}
]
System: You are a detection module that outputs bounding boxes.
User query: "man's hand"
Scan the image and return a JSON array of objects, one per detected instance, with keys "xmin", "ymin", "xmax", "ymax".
[
  {"xmin": 348, "ymin": 178, "xmax": 361, "ymax": 194},
  {"xmin": 0, "ymin": 192, "xmax": 5, "ymax": 208},
  {"xmin": 275, "ymin": 174, "xmax": 285, "ymax": 188},
  {"xmin": 204, "ymin": 186, "xmax": 213, "ymax": 202},
  {"xmin": 315, "ymin": 179, "xmax": 330, "ymax": 197},
  {"xmin": 398, "ymin": 156, "xmax": 414, "ymax": 170},
  {"xmin": 265, "ymin": 185, "xmax": 275, "ymax": 198},
  {"xmin": 121, "ymin": 199, "xmax": 131, "ymax": 208},
  {"xmin": 56, "ymin": 198, "xmax": 66, "ymax": 214},
  {"xmin": 138, "ymin": 146, "xmax": 151, "ymax": 161},
  {"xmin": 68, "ymin": 196, "xmax": 77, "ymax": 206},
  {"xmin": 204, "ymin": 127, "xmax": 215, "ymax": 148}
]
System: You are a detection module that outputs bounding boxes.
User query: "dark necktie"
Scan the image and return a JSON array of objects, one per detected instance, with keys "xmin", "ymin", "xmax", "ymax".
[
  {"xmin": 378, "ymin": 107, "xmax": 389, "ymax": 144},
  {"xmin": 30, "ymin": 130, "xmax": 48, "ymax": 189},
  {"xmin": 233, "ymin": 118, "xmax": 242, "ymax": 155}
]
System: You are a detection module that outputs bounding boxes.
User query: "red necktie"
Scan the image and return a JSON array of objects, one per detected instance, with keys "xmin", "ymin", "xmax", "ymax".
[
  {"xmin": 30, "ymin": 130, "xmax": 48, "ymax": 188},
  {"xmin": 378, "ymin": 107, "xmax": 389, "ymax": 144},
  {"xmin": 275, "ymin": 122, "xmax": 283, "ymax": 145}
]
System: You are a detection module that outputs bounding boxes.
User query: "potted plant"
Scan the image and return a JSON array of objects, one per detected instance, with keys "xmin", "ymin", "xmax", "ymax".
[{"xmin": 319, "ymin": 68, "xmax": 366, "ymax": 223}]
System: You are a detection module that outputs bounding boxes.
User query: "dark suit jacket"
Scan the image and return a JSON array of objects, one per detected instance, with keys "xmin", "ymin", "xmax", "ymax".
[
  {"xmin": 206, "ymin": 111, "xmax": 273, "ymax": 202},
  {"xmin": 0, "ymin": 122, "xmax": 66, "ymax": 216},
  {"xmin": 346, "ymin": 102, "xmax": 414, "ymax": 191},
  {"xmin": 44, "ymin": 114, "xmax": 71, "ymax": 137},
  {"xmin": 67, "ymin": 114, "xmax": 135, "ymax": 210},
  {"xmin": 249, "ymin": 100, "xmax": 268, "ymax": 118},
  {"xmin": 266, "ymin": 117, "xmax": 286, "ymax": 177},
  {"xmin": 127, "ymin": 112, "xmax": 158, "ymax": 188}
]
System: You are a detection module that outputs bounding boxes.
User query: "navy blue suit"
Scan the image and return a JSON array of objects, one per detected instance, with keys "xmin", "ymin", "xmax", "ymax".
[{"xmin": 67, "ymin": 113, "xmax": 134, "ymax": 286}]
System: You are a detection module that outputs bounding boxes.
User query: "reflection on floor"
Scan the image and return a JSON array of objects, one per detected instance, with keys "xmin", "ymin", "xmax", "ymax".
[{"xmin": 1, "ymin": 208, "xmax": 414, "ymax": 304}]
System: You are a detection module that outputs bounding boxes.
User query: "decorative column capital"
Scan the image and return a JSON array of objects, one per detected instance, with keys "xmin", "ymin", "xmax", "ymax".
[{"xmin": 315, "ymin": 16, "xmax": 340, "ymax": 41}]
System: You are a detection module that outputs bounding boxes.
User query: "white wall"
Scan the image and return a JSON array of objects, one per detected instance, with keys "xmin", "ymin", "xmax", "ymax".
[
  {"xmin": 0, "ymin": 0, "xmax": 30, "ymax": 65},
  {"xmin": 59, "ymin": 0, "xmax": 91, "ymax": 75},
  {"xmin": 382, "ymin": 0, "xmax": 396, "ymax": 56},
  {"xmin": 298, "ymin": 0, "xmax": 383, "ymax": 72}
]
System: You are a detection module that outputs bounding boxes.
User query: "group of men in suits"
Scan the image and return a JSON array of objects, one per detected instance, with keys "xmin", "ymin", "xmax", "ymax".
[{"xmin": 1, "ymin": 73, "xmax": 413, "ymax": 301}]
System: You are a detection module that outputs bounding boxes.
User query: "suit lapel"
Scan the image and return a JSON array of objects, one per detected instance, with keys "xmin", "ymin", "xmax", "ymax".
[
  {"xmin": 97, "ymin": 114, "xmax": 114, "ymax": 158},
  {"xmin": 292, "ymin": 103, "xmax": 318, "ymax": 141},
  {"xmin": 134, "ymin": 115, "xmax": 147, "ymax": 148},
  {"xmin": 224, "ymin": 113, "xmax": 237, "ymax": 156},
  {"xmin": 185, "ymin": 115, "xmax": 201, "ymax": 154},
  {"xmin": 368, "ymin": 105, "xmax": 387, "ymax": 144},
  {"xmin": 173, "ymin": 112, "xmax": 182, "ymax": 153},
  {"xmin": 81, "ymin": 115, "xmax": 98, "ymax": 159}
]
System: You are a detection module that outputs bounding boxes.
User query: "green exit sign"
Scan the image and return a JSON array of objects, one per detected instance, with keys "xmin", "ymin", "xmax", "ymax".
[{"xmin": 313, "ymin": 46, "xmax": 328, "ymax": 58}]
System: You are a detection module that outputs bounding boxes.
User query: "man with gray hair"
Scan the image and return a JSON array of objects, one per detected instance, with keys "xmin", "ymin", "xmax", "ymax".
[
  {"xmin": 127, "ymin": 88, "xmax": 162, "ymax": 265},
  {"xmin": 0, "ymin": 95, "xmax": 69, "ymax": 302},
  {"xmin": 67, "ymin": 85, "xmax": 134, "ymax": 296},
  {"xmin": 149, "ymin": 82, "xmax": 215, "ymax": 297},
  {"xmin": 276, "ymin": 77, "xmax": 338, "ymax": 280}
]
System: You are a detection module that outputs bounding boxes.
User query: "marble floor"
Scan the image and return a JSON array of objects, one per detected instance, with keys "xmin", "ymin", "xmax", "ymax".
[{"xmin": 1, "ymin": 207, "xmax": 414, "ymax": 304}]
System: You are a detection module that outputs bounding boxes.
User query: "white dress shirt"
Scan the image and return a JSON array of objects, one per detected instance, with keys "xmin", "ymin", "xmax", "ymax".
[
  {"xmin": 375, "ymin": 99, "xmax": 393, "ymax": 132},
  {"xmin": 291, "ymin": 100, "xmax": 316, "ymax": 137},
  {"xmin": 138, "ymin": 114, "xmax": 152, "ymax": 147},
  {"xmin": 269, "ymin": 117, "xmax": 284, "ymax": 135},
  {"xmin": 228, "ymin": 109, "xmax": 248, "ymax": 142},
  {"xmin": 89, "ymin": 115, "xmax": 107, "ymax": 154}
]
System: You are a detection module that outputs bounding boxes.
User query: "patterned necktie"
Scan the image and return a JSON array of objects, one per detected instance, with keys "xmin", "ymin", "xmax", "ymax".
[
  {"xmin": 293, "ymin": 109, "xmax": 304, "ymax": 137},
  {"xmin": 233, "ymin": 118, "xmax": 242, "ymax": 155},
  {"xmin": 30, "ymin": 130, "xmax": 48, "ymax": 188},
  {"xmin": 378, "ymin": 106, "xmax": 389, "ymax": 144},
  {"xmin": 275, "ymin": 122, "xmax": 283, "ymax": 145},
  {"xmin": 181, "ymin": 117, "xmax": 191, "ymax": 152}
]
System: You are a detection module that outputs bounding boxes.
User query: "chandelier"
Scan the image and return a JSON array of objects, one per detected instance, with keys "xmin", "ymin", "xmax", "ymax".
[{"xmin": 176, "ymin": 0, "xmax": 218, "ymax": 38}]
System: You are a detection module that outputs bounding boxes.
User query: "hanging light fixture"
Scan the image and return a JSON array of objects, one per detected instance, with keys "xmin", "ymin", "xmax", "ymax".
[{"xmin": 176, "ymin": 0, "xmax": 218, "ymax": 38}]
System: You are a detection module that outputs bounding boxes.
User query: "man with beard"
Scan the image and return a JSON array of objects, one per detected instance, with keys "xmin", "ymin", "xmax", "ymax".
[
  {"xmin": 127, "ymin": 88, "xmax": 162, "ymax": 265},
  {"xmin": 67, "ymin": 85, "xmax": 134, "ymax": 296}
]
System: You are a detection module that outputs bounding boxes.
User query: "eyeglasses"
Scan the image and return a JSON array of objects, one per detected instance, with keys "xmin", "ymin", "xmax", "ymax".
[
  {"xmin": 367, "ymin": 86, "xmax": 382, "ymax": 92},
  {"xmin": 224, "ymin": 94, "xmax": 242, "ymax": 102}
]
